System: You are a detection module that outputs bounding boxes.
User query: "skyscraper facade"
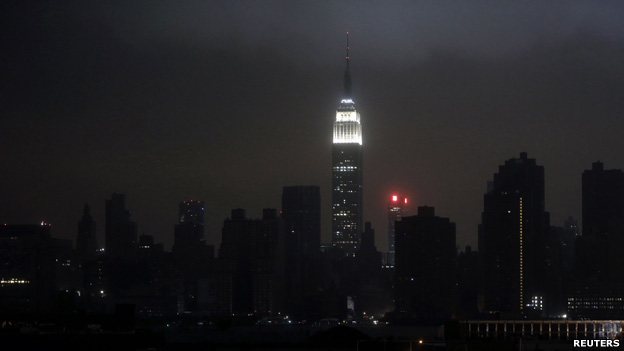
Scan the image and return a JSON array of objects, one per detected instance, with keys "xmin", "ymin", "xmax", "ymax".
[
  {"xmin": 387, "ymin": 194, "xmax": 407, "ymax": 266},
  {"xmin": 173, "ymin": 200, "xmax": 205, "ymax": 252},
  {"xmin": 281, "ymin": 186, "xmax": 321, "ymax": 318},
  {"xmin": 105, "ymin": 193, "xmax": 138, "ymax": 263},
  {"xmin": 569, "ymin": 162, "xmax": 624, "ymax": 319},
  {"xmin": 394, "ymin": 206, "xmax": 456, "ymax": 322},
  {"xmin": 582, "ymin": 161, "xmax": 624, "ymax": 239},
  {"xmin": 332, "ymin": 33, "xmax": 363, "ymax": 256},
  {"xmin": 217, "ymin": 209, "xmax": 285, "ymax": 317},
  {"xmin": 172, "ymin": 200, "xmax": 215, "ymax": 315},
  {"xmin": 77, "ymin": 204, "xmax": 97, "ymax": 263},
  {"xmin": 480, "ymin": 152, "xmax": 549, "ymax": 318},
  {"xmin": 282, "ymin": 186, "xmax": 321, "ymax": 260}
]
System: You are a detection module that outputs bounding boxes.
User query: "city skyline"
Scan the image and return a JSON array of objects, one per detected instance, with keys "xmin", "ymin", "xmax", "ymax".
[{"xmin": 2, "ymin": 1, "xmax": 624, "ymax": 252}]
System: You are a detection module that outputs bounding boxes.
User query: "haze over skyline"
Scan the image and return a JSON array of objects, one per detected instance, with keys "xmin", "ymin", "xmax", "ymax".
[{"xmin": 2, "ymin": 1, "xmax": 624, "ymax": 251}]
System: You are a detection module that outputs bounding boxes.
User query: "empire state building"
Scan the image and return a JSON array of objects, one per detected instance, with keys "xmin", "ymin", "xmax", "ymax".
[{"xmin": 332, "ymin": 33, "xmax": 363, "ymax": 256}]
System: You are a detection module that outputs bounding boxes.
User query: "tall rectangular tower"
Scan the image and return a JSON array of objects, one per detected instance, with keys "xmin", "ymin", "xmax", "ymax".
[
  {"xmin": 282, "ymin": 186, "xmax": 321, "ymax": 318},
  {"xmin": 387, "ymin": 194, "xmax": 407, "ymax": 266},
  {"xmin": 582, "ymin": 161, "xmax": 624, "ymax": 238},
  {"xmin": 332, "ymin": 33, "xmax": 363, "ymax": 256},
  {"xmin": 480, "ymin": 152, "xmax": 549, "ymax": 318},
  {"xmin": 77, "ymin": 204, "xmax": 97, "ymax": 263},
  {"xmin": 570, "ymin": 161, "xmax": 624, "ymax": 319},
  {"xmin": 173, "ymin": 200, "xmax": 205, "ymax": 252},
  {"xmin": 105, "ymin": 193, "xmax": 138, "ymax": 264},
  {"xmin": 282, "ymin": 186, "xmax": 321, "ymax": 259},
  {"xmin": 217, "ymin": 209, "xmax": 285, "ymax": 317},
  {"xmin": 394, "ymin": 206, "xmax": 456, "ymax": 322}
]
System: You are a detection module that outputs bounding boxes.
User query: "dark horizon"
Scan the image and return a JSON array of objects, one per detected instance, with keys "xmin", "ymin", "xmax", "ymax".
[{"xmin": 2, "ymin": 1, "xmax": 624, "ymax": 253}]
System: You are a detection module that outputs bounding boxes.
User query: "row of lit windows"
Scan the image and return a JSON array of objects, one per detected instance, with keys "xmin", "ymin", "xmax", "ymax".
[
  {"xmin": 333, "ymin": 165, "xmax": 357, "ymax": 170},
  {"xmin": 0, "ymin": 279, "xmax": 30, "ymax": 284},
  {"xmin": 569, "ymin": 305, "xmax": 621, "ymax": 310},
  {"xmin": 335, "ymin": 110, "xmax": 359, "ymax": 123}
]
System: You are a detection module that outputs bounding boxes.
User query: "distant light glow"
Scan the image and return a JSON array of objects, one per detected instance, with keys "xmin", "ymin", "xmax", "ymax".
[
  {"xmin": 392, "ymin": 195, "xmax": 398, "ymax": 202},
  {"xmin": 340, "ymin": 99, "xmax": 354, "ymax": 105},
  {"xmin": 405, "ymin": 198, "xmax": 408, "ymax": 204}
]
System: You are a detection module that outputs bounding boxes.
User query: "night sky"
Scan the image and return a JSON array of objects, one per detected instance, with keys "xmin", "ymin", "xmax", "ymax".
[{"xmin": 2, "ymin": 1, "xmax": 624, "ymax": 252}]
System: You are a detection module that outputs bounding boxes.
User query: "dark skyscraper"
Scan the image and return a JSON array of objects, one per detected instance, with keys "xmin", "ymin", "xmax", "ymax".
[
  {"xmin": 582, "ymin": 161, "xmax": 624, "ymax": 239},
  {"xmin": 281, "ymin": 186, "xmax": 321, "ymax": 318},
  {"xmin": 332, "ymin": 33, "xmax": 363, "ymax": 256},
  {"xmin": 393, "ymin": 206, "xmax": 456, "ymax": 323},
  {"xmin": 105, "ymin": 193, "xmax": 138, "ymax": 263},
  {"xmin": 0, "ymin": 224, "xmax": 56, "ymax": 316},
  {"xmin": 171, "ymin": 200, "xmax": 215, "ymax": 315},
  {"xmin": 480, "ymin": 152, "xmax": 549, "ymax": 318},
  {"xmin": 569, "ymin": 162, "xmax": 624, "ymax": 319},
  {"xmin": 282, "ymin": 186, "xmax": 321, "ymax": 259},
  {"xmin": 387, "ymin": 194, "xmax": 407, "ymax": 266},
  {"xmin": 76, "ymin": 204, "xmax": 97, "ymax": 263},
  {"xmin": 173, "ymin": 200, "xmax": 205, "ymax": 252},
  {"xmin": 217, "ymin": 209, "xmax": 285, "ymax": 317}
]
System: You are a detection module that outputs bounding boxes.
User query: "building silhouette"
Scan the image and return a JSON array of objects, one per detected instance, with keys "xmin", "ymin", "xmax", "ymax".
[
  {"xmin": 456, "ymin": 246, "xmax": 480, "ymax": 319},
  {"xmin": 173, "ymin": 200, "xmax": 207, "ymax": 255},
  {"xmin": 332, "ymin": 33, "xmax": 363, "ymax": 257},
  {"xmin": 76, "ymin": 204, "xmax": 97, "ymax": 264},
  {"xmin": 393, "ymin": 206, "xmax": 456, "ymax": 323},
  {"xmin": 281, "ymin": 186, "xmax": 321, "ymax": 318},
  {"xmin": 480, "ymin": 152, "xmax": 550, "ymax": 318},
  {"xmin": 386, "ymin": 194, "xmax": 407, "ymax": 266},
  {"xmin": 569, "ymin": 161, "xmax": 624, "ymax": 318},
  {"xmin": 172, "ymin": 200, "xmax": 215, "ymax": 315},
  {"xmin": 0, "ymin": 224, "xmax": 56, "ymax": 317},
  {"xmin": 582, "ymin": 161, "xmax": 624, "ymax": 239},
  {"xmin": 104, "ymin": 193, "xmax": 139, "ymax": 301},
  {"xmin": 217, "ymin": 209, "xmax": 285, "ymax": 317},
  {"xmin": 105, "ymin": 193, "xmax": 138, "ymax": 264},
  {"xmin": 355, "ymin": 222, "xmax": 390, "ymax": 318},
  {"xmin": 134, "ymin": 233, "xmax": 174, "ymax": 318}
]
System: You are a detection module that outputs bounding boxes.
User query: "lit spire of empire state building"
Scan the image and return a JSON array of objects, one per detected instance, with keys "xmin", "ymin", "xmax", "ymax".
[{"xmin": 332, "ymin": 32, "xmax": 363, "ymax": 257}]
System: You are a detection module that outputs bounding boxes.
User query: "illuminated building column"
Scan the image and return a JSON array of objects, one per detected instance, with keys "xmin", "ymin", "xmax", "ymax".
[{"xmin": 331, "ymin": 33, "xmax": 363, "ymax": 256}]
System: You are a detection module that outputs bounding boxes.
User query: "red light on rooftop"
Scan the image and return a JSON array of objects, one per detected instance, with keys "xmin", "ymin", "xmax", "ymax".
[
  {"xmin": 405, "ymin": 198, "xmax": 408, "ymax": 204},
  {"xmin": 392, "ymin": 195, "xmax": 398, "ymax": 202}
]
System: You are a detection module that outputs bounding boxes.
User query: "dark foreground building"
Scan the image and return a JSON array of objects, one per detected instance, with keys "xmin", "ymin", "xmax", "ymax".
[
  {"xmin": 393, "ymin": 206, "xmax": 456, "ymax": 323},
  {"xmin": 569, "ymin": 161, "xmax": 624, "ymax": 319},
  {"xmin": 480, "ymin": 152, "xmax": 551, "ymax": 318},
  {"xmin": 281, "ymin": 186, "xmax": 321, "ymax": 319},
  {"xmin": 217, "ymin": 209, "xmax": 285, "ymax": 317}
]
